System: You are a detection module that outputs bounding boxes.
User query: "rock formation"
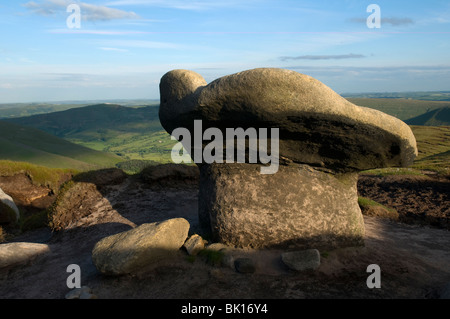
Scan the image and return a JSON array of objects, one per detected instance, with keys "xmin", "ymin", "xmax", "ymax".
[{"xmin": 159, "ymin": 68, "xmax": 418, "ymax": 249}]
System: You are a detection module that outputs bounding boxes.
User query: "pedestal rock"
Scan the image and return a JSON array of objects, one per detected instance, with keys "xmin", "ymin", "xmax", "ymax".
[{"xmin": 159, "ymin": 68, "xmax": 418, "ymax": 249}]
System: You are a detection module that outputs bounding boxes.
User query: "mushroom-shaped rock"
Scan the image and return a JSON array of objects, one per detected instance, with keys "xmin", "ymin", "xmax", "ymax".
[{"xmin": 159, "ymin": 68, "xmax": 418, "ymax": 249}]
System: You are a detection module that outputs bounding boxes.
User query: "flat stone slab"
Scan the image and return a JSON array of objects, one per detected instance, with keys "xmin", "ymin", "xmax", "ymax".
[
  {"xmin": 0, "ymin": 242, "xmax": 50, "ymax": 269},
  {"xmin": 281, "ymin": 249, "xmax": 321, "ymax": 271},
  {"xmin": 160, "ymin": 68, "xmax": 418, "ymax": 172}
]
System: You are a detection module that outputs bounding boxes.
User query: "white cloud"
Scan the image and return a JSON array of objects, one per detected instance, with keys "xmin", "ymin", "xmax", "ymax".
[
  {"xmin": 0, "ymin": 83, "xmax": 13, "ymax": 89},
  {"xmin": 99, "ymin": 47, "xmax": 129, "ymax": 52},
  {"xmin": 23, "ymin": 0, "xmax": 140, "ymax": 21}
]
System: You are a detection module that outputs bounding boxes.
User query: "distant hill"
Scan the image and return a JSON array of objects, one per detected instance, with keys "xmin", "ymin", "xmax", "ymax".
[
  {"xmin": 405, "ymin": 107, "xmax": 450, "ymax": 126},
  {"xmin": 0, "ymin": 104, "xmax": 90, "ymax": 119},
  {"xmin": 7, "ymin": 104, "xmax": 175, "ymax": 163},
  {"xmin": 0, "ymin": 100, "xmax": 159, "ymax": 119},
  {"xmin": 0, "ymin": 120, "xmax": 121, "ymax": 170},
  {"xmin": 343, "ymin": 91, "xmax": 450, "ymax": 101}
]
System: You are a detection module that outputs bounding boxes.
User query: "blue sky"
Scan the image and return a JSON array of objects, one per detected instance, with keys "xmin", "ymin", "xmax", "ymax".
[{"xmin": 0, "ymin": 0, "xmax": 449, "ymax": 103}]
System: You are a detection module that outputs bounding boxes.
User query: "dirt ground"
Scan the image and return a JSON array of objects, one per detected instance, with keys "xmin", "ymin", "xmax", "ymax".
[
  {"xmin": 0, "ymin": 172, "xmax": 449, "ymax": 300},
  {"xmin": 358, "ymin": 173, "xmax": 450, "ymax": 229}
]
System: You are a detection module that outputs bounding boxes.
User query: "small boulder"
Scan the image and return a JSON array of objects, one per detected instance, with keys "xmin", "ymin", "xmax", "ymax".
[
  {"xmin": 0, "ymin": 187, "xmax": 20, "ymax": 224},
  {"xmin": 440, "ymin": 283, "xmax": 450, "ymax": 299},
  {"xmin": 234, "ymin": 257, "xmax": 256, "ymax": 274},
  {"xmin": 92, "ymin": 218, "xmax": 190, "ymax": 275},
  {"xmin": 65, "ymin": 286, "xmax": 97, "ymax": 299},
  {"xmin": 183, "ymin": 234, "xmax": 206, "ymax": 256},
  {"xmin": 281, "ymin": 249, "xmax": 321, "ymax": 272}
]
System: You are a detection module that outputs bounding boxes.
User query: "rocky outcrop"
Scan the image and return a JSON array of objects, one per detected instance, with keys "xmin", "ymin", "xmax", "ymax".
[
  {"xmin": 159, "ymin": 68, "xmax": 418, "ymax": 250},
  {"xmin": 92, "ymin": 218, "xmax": 190, "ymax": 275},
  {"xmin": 49, "ymin": 182, "xmax": 105, "ymax": 231}
]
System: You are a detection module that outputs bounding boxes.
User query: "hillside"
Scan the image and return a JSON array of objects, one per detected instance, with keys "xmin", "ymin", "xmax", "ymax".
[
  {"xmin": 410, "ymin": 125, "xmax": 450, "ymax": 171},
  {"xmin": 0, "ymin": 120, "xmax": 121, "ymax": 170},
  {"xmin": 7, "ymin": 104, "xmax": 175, "ymax": 163},
  {"xmin": 405, "ymin": 107, "xmax": 450, "ymax": 126},
  {"xmin": 347, "ymin": 98, "xmax": 450, "ymax": 121}
]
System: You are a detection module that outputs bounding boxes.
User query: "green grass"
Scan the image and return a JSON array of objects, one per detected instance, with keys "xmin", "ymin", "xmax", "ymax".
[
  {"xmin": 358, "ymin": 196, "xmax": 387, "ymax": 208},
  {"xmin": 357, "ymin": 196, "xmax": 398, "ymax": 216},
  {"xmin": 0, "ymin": 160, "xmax": 76, "ymax": 189},
  {"xmin": 198, "ymin": 248, "xmax": 225, "ymax": 266},
  {"xmin": 410, "ymin": 126, "xmax": 450, "ymax": 172},
  {"xmin": 361, "ymin": 167, "xmax": 427, "ymax": 177}
]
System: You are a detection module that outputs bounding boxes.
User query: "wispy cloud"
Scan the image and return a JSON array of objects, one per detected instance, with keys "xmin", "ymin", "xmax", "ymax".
[
  {"xmin": 280, "ymin": 54, "xmax": 366, "ymax": 61},
  {"xmin": 23, "ymin": 0, "xmax": 140, "ymax": 21},
  {"xmin": 349, "ymin": 17, "xmax": 414, "ymax": 27},
  {"xmin": 105, "ymin": 0, "xmax": 247, "ymax": 11},
  {"xmin": 99, "ymin": 47, "xmax": 129, "ymax": 52},
  {"xmin": 100, "ymin": 39, "xmax": 182, "ymax": 49},
  {"xmin": 48, "ymin": 29, "xmax": 149, "ymax": 35}
]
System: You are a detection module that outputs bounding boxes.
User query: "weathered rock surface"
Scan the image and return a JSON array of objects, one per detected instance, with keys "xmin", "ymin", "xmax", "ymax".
[
  {"xmin": 92, "ymin": 218, "xmax": 190, "ymax": 275},
  {"xmin": 281, "ymin": 249, "xmax": 321, "ymax": 272},
  {"xmin": 0, "ymin": 188, "xmax": 20, "ymax": 223},
  {"xmin": 0, "ymin": 242, "xmax": 50, "ymax": 269},
  {"xmin": 200, "ymin": 163, "xmax": 364, "ymax": 249},
  {"xmin": 159, "ymin": 68, "xmax": 418, "ymax": 250}
]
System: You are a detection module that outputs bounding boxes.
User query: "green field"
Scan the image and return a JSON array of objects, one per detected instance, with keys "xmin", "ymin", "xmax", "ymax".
[{"xmin": 0, "ymin": 120, "xmax": 121, "ymax": 171}]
